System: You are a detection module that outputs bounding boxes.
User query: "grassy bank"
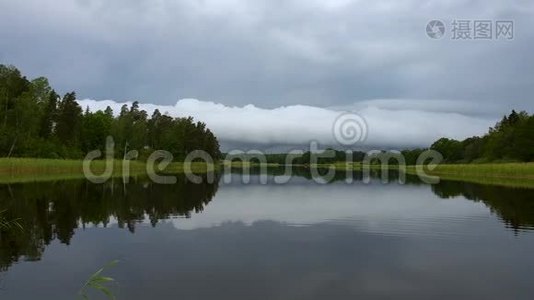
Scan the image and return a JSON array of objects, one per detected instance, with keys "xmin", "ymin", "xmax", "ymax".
[
  {"xmin": 228, "ymin": 160, "xmax": 534, "ymax": 179},
  {"xmin": 405, "ymin": 163, "xmax": 534, "ymax": 189},
  {"xmin": 323, "ymin": 162, "xmax": 534, "ymax": 189},
  {"xmin": 405, "ymin": 163, "xmax": 534, "ymax": 179},
  {"xmin": 0, "ymin": 158, "xmax": 216, "ymax": 183},
  {"xmin": 325, "ymin": 161, "xmax": 534, "ymax": 178},
  {"xmin": 226, "ymin": 161, "xmax": 534, "ymax": 188}
]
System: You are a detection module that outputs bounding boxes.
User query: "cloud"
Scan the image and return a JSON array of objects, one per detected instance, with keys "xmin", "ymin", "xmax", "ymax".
[
  {"xmin": 1, "ymin": 0, "xmax": 526, "ymax": 148},
  {"xmin": 77, "ymin": 98, "xmax": 494, "ymax": 149},
  {"xmin": 1, "ymin": 0, "xmax": 533, "ymax": 111},
  {"xmin": 332, "ymin": 99, "xmax": 506, "ymax": 117}
]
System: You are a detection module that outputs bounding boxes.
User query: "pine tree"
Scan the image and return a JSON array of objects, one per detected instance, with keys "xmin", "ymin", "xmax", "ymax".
[{"xmin": 55, "ymin": 92, "xmax": 82, "ymax": 148}]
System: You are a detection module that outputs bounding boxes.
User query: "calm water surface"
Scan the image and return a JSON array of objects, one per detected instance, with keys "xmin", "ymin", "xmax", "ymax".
[{"xmin": 1, "ymin": 171, "xmax": 534, "ymax": 299}]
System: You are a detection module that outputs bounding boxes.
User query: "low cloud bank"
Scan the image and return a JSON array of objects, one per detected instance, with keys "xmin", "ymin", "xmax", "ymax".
[{"xmin": 77, "ymin": 98, "xmax": 495, "ymax": 150}]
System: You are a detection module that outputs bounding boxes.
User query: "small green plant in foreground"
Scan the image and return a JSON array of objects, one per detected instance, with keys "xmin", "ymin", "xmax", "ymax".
[
  {"xmin": 79, "ymin": 260, "xmax": 119, "ymax": 300},
  {"xmin": 0, "ymin": 210, "xmax": 23, "ymax": 231}
]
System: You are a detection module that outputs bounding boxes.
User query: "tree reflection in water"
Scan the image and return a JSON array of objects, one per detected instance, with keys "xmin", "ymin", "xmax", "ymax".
[
  {"xmin": 0, "ymin": 174, "xmax": 219, "ymax": 270},
  {"xmin": 1, "ymin": 168, "xmax": 533, "ymax": 272}
]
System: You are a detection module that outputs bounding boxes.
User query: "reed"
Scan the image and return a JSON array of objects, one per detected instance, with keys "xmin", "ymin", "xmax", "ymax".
[
  {"xmin": 79, "ymin": 260, "xmax": 119, "ymax": 300},
  {"xmin": 0, "ymin": 158, "xmax": 215, "ymax": 183}
]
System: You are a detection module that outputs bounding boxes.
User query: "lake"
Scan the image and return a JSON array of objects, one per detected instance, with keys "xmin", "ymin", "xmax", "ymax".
[{"xmin": 1, "ymin": 170, "xmax": 534, "ymax": 299}]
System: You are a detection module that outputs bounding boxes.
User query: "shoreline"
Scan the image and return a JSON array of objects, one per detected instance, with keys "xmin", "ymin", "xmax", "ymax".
[
  {"xmin": 0, "ymin": 158, "xmax": 533, "ymax": 188},
  {"xmin": 327, "ymin": 162, "xmax": 534, "ymax": 189},
  {"xmin": 226, "ymin": 161, "xmax": 534, "ymax": 189},
  {"xmin": 0, "ymin": 158, "xmax": 216, "ymax": 184}
]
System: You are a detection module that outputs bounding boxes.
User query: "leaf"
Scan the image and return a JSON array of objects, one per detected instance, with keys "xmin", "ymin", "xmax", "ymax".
[
  {"xmin": 95, "ymin": 276, "xmax": 115, "ymax": 282},
  {"xmin": 78, "ymin": 260, "xmax": 119, "ymax": 299},
  {"xmin": 92, "ymin": 285, "xmax": 116, "ymax": 300}
]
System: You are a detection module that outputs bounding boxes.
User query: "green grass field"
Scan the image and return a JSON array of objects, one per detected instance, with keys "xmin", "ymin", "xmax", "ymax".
[
  {"xmin": 323, "ymin": 162, "xmax": 534, "ymax": 188},
  {"xmin": 404, "ymin": 163, "xmax": 534, "ymax": 189},
  {"xmin": 325, "ymin": 162, "xmax": 534, "ymax": 178},
  {"xmin": 409, "ymin": 163, "xmax": 534, "ymax": 179},
  {"xmin": 0, "ymin": 158, "xmax": 216, "ymax": 183}
]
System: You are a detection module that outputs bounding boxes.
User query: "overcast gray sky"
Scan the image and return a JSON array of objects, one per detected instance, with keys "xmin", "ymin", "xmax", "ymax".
[{"xmin": 1, "ymin": 0, "xmax": 533, "ymax": 148}]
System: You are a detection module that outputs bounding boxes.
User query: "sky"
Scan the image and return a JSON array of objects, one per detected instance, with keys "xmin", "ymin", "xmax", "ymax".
[{"xmin": 1, "ymin": 0, "xmax": 533, "ymax": 149}]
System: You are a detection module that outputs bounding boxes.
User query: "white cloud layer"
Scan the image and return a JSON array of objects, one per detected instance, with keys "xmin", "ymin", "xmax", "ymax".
[{"xmin": 77, "ymin": 98, "xmax": 495, "ymax": 149}]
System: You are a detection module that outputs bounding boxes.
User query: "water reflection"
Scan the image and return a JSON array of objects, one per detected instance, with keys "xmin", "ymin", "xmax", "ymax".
[
  {"xmin": 431, "ymin": 180, "xmax": 534, "ymax": 232},
  {"xmin": 224, "ymin": 165, "xmax": 426, "ymax": 185},
  {"xmin": 1, "ymin": 168, "xmax": 534, "ymax": 276},
  {"xmin": 0, "ymin": 174, "xmax": 219, "ymax": 270},
  {"xmin": 230, "ymin": 167, "xmax": 534, "ymax": 231}
]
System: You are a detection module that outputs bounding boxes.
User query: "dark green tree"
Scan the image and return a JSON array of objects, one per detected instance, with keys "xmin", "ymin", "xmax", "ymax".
[
  {"xmin": 39, "ymin": 90, "xmax": 59, "ymax": 138},
  {"xmin": 0, "ymin": 64, "xmax": 222, "ymax": 160},
  {"xmin": 55, "ymin": 92, "xmax": 82, "ymax": 150}
]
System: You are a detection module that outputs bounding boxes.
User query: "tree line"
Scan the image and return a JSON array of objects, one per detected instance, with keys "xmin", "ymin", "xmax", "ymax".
[
  {"xmin": 426, "ymin": 110, "xmax": 534, "ymax": 163},
  {"xmin": 386, "ymin": 110, "xmax": 534, "ymax": 164},
  {"xmin": 229, "ymin": 110, "xmax": 534, "ymax": 166},
  {"xmin": 0, "ymin": 64, "xmax": 221, "ymax": 160},
  {"xmin": 226, "ymin": 150, "xmax": 367, "ymax": 165}
]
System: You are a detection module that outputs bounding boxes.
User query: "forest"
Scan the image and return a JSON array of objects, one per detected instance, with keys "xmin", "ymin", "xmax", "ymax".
[
  {"xmin": 0, "ymin": 64, "xmax": 221, "ymax": 160},
  {"xmin": 426, "ymin": 110, "xmax": 534, "ymax": 163},
  {"xmin": 384, "ymin": 110, "xmax": 534, "ymax": 164}
]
